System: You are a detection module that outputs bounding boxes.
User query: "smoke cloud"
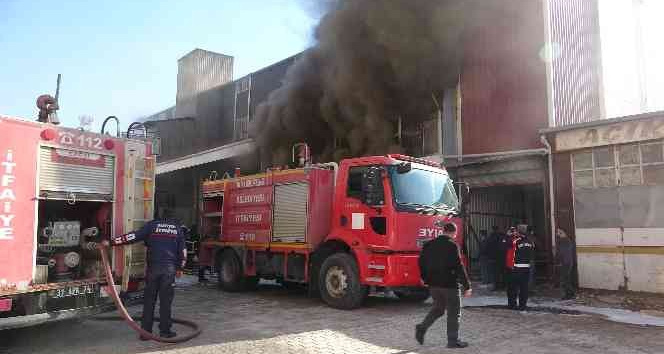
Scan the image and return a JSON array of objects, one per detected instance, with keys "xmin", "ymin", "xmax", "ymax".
[{"xmin": 252, "ymin": 0, "xmax": 478, "ymax": 165}]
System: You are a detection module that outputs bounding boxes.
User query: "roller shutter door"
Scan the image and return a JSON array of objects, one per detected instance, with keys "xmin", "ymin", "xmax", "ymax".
[
  {"xmin": 39, "ymin": 146, "xmax": 115, "ymax": 201},
  {"xmin": 272, "ymin": 183, "xmax": 308, "ymax": 243}
]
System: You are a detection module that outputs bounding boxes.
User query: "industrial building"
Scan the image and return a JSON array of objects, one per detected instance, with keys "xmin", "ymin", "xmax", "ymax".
[
  {"xmin": 143, "ymin": 50, "xmax": 299, "ymax": 227},
  {"xmin": 144, "ymin": 0, "xmax": 664, "ymax": 293}
]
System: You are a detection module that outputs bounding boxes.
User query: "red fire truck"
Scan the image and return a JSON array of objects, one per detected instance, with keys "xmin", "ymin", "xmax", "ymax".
[
  {"xmin": 0, "ymin": 114, "xmax": 155, "ymax": 329},
  {"xmin": 199, "ymin": 146, "xmax": 466, "ymax": 309}
]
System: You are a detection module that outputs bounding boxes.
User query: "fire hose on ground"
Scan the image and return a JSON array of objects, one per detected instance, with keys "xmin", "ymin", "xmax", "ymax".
[{"xmin": 97, "ymin": 244, "xmax": 202, "ymax": 343}]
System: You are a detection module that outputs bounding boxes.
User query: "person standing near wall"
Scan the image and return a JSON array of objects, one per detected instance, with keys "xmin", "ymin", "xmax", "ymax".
[
  {"xmin": 102, "ymin": 209, "xmax": 186, "ymax": 340},
  {"xmin": 505, "ymin": 225, "xmax": 535, "ymax": 310},
  {"xmin": 478, "ymin": 230, "xmax": 491, "ymax": 285},
  {"xmin": 489, "ymin": 226, "xmax": 506, "ymax": 290},
  {"xmin": 557, "ymin": 228, "xmax": 577, "ymax": 300},
  {"xmin": 526, "ymin": 226, "xmax": 537, "ymax": 292}
]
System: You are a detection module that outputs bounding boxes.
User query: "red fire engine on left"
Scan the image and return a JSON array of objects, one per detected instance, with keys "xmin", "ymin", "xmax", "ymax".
[{"xmin": 0, "ymin": 113, "xmax": 156, "ymax": 330}]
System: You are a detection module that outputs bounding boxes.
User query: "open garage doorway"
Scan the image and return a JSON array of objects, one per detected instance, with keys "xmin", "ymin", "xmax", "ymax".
[{"xmin": 464, "ymin": 184, "xmax": 550, "ymax": 282}]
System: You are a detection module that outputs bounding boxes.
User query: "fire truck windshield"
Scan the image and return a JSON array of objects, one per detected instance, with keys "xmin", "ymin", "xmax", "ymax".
[{"xmin": 389, "ymin": 167, "xmax": 459, "ymax": 213}]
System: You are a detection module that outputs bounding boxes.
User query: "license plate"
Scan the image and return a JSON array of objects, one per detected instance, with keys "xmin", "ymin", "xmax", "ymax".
[
  {"xmin": 50, "ymin": 284, "xmax": 96, "ymax": 299},
  {"xmin": 100, "ymin": 285, "xmax": 120, "ymax": 298}
]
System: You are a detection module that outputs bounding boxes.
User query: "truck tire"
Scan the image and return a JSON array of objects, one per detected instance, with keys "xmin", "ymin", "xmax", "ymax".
[
  {"xmin": 394, "ymin": 288, "xmax": 430, "ymax": 302},
  {"xmin": 245, "ymin": 276, "xmax": 259, "ymax": 291},
  {"xmin": 318, "ymin": 253, "xmax": 368, "ymax": 310},
  {"xmin": 217, "ymin": 249, "xmax": 246, "ymax": 292}
]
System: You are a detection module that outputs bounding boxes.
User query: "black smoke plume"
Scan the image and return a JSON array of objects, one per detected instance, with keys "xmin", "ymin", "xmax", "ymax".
[{"xmin": 252, "ymin": 0, "xmax": 479, "ymax": 165}]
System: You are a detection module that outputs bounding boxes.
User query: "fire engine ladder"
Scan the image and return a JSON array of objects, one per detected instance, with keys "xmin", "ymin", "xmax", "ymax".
[{"xmin": 122, "ymin": 149, "xmax": 156, "ymax": 291}]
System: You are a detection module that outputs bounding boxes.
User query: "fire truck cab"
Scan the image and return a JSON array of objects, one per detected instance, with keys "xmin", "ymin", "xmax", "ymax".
[{"xmin": 199, "ymin": 152, "xmax": 465, "ymax": 309}]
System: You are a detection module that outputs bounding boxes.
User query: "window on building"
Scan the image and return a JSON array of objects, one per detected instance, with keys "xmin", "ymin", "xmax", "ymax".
[
  {"xmin": 641, "ymin": 142, "xmax": 664, "ymax": 185},
  {"xmin": 572, "ymin": 151, "xmax": 595, "ymax": 189},
  {"xmin": 572, "ymin": 140, "xmax": 664, "ymax": 188}
]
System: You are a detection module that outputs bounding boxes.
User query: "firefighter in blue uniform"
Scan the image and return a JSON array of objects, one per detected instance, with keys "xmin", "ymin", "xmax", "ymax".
[
  {"xmin": 505, "ymin": 225, "xmax": 535, "ymax": 311},
  {"xmin": 103, "ymin": 210, "xmax": 186, "ymax": 339}
]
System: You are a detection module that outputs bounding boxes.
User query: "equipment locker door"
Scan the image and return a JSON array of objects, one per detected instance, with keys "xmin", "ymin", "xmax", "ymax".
[
  {"xmin": 38, "ymin": 146, "xmax": 115, "ymax": 201},
  {"xmin": 121, "ymin": 143, "xmax": 155, "ymax": 291}
]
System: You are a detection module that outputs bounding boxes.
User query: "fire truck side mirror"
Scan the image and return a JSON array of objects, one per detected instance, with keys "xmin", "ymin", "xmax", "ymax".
[
  {"xmin": 455, "ymin": 182, "xmax": 470, "ymax": 210},
  {"xmin": 361, "ymin": 167, "xmax": 385, "ymax": 207}
]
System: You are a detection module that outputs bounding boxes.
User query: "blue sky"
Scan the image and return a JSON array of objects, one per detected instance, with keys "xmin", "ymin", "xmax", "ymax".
[{"xmin": 0, "ymin": 0, "xmax": 318, "ymax": 131}]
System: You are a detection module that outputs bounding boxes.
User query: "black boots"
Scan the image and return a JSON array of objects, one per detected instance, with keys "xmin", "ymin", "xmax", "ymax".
[
  {"xmin": 447, "ymin": 340, "xmax": 469, "ymax": 348},
  {"xmin": 415, "ymin": 324, "xmax": 425, "ymax": 345}
]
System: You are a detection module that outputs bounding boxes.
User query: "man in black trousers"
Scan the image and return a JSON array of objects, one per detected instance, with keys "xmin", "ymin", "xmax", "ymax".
[
  {"xmin": 557, "ymin": 228, "xmax": 577, "ymax": 300},
  {"xmin": 505, "ymin": 225, "xmax": 535, "ymax": 310},
  {"xmin": 415, "ymin": 223, "xmax": 472, "ymax": 349},
  {"xmin": 488, "ymin": 225, "xmax": 507, "ymax": 290},
  {"xmin": 103, "ymin": 209, "xmax": 186, "ymax": 340}
]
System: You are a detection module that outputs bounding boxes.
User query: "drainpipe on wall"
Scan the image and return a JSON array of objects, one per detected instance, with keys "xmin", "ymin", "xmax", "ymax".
[{"xmin": 540, "ymin": 135, "xmax": 557, "ymax": 258}]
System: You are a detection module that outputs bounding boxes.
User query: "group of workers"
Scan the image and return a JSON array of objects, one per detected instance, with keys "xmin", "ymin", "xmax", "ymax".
[{"xmin": 478, "ymin": 224, "xmax": 577, "ymax": 301}]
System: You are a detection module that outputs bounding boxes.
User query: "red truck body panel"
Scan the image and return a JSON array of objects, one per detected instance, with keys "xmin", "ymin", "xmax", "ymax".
[
  {"xmin": 0, "ymin": 118, "xmax": 41, "ymax": 286},
  {"xmin": 220, "ymin": 168, "xmax": 334, "ymax": 247}
]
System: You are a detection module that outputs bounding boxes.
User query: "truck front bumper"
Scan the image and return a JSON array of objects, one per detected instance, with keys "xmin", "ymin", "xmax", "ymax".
[{"xmin": 0, "ymin": 303, "xmax": 115, "ymax": 331}]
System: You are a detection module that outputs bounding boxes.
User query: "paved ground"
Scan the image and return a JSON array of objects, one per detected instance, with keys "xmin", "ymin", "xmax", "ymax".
[{"xmin": 2, "ymin": 279, "xmax": 663, "ymax": 354}]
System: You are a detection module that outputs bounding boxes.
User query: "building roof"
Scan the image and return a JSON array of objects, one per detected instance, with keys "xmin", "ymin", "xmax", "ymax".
[
  {"xmin": 156, "ymin": 139, "xmax": 255, "ymax": 175},
  {"xmin": 540, "ymin": 110, "xmax": 664, "ymax": 134},
  {"xmin": 178, "ymin": 48, "xmax": 234, "ymax": 61}
]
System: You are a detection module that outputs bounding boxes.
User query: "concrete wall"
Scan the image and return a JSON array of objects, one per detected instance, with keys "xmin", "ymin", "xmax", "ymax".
[{"xmin": 576, "ymin": 228, "xmax": 664, "ymax": 293}]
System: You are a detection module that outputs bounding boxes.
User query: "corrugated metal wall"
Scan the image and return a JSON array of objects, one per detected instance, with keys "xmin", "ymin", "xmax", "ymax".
[
  {"xmin": 442, "ymin": 88, "xmax": 458, "ymax": 156},
  {"xmin": 249, "ymin": 55, "xmax": 299, "ymax": 123},
  {"xmin": 195, "ymin": 83, "xmax": 236, "ymax": 152},
  {"xmin": 146, "ymin": 118, "xmax": 198, "ymax": 162},
  {"xmin": 548, "ymin": 0, "xmax": 603, "ymax": 127},
  {"xmin": 176, "ymin": 49, "xmax": 234, "ymax": 117}
]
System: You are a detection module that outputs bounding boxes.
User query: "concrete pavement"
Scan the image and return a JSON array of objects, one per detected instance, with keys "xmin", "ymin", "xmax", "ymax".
[{"xmin": 1, "ymin": 280, "xmax": 662, "ymax": 354}]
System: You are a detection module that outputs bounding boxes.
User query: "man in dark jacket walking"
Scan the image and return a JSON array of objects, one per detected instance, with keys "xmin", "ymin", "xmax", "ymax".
[{"xmin": 416, "ymin": 223, "xmax": 472, "ymax": 349}]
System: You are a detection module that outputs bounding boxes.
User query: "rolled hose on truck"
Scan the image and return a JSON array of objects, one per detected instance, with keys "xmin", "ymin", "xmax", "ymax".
[{"xmin": 97, "ymin": 244, "xmax": 202, "ymax": 343}]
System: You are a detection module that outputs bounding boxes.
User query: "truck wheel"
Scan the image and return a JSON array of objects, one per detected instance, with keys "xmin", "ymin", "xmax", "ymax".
[
  {"xmin": 217, "ymin": 249, "xmax": 245, "ymax": 292},
  {"xmin": 318, "ymin": 253, "xmax": 368, "ymax": 310},
  {"xmin": 394, "ymin": 288, "xmax": 430, "ymax": 302},
  {"xmin": 245, "ymin": 276, "xmax": 259, "ymax": 290}
]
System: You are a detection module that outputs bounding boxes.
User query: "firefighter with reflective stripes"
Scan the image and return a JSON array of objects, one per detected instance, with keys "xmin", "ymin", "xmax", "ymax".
[
  {"xmin": 102, "ymin": 210, "xmax": 186, "ymax": 340},
  {"xmin": 505, "ymin": 225, "xmax": 535, "ymax": 310}
]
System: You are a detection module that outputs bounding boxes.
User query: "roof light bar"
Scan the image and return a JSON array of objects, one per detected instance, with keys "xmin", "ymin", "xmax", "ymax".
[{"xmin": 387, "ymin": 154, "xmax": 442, "ymax": 168}]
